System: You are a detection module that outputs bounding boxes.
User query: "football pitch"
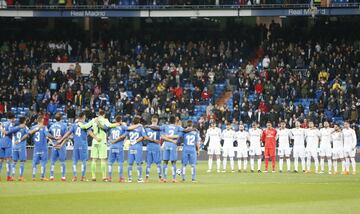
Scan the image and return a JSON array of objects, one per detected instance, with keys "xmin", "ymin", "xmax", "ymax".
[{"xmin": 1, "ymin": 161, "xmax": 360, "ymax": 214}]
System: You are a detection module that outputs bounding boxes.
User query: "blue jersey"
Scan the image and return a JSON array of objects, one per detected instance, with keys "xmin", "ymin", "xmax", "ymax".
[
  {"xmin": 127, "ymin": 126, "xmax": 145, "ymax": 145},
  {"xmin": 49, "ymin": 122, "xmax": 68, "ymax": 147},
  {"xmin": 183, "ymin": 130, "xmax": 200, "ymax": 152},
  {"xmin": 31, "ymin": 125, "xmax": 49, "ymax": 152},
  {"xmin": 109, "ymin": 125, "xmax": 127, "ymax": 149},
  {"xmin": 1, "ymin": 121, "xmax": 20, "ymax": 148},
  {"xmin": 13, "ymin": 127, "xmax": 29, "ymax": 150},
  {"xmin": 145, "ymin": 127, "xmax": 160, "ymax": 145},
  {"xmin": 69, "ymin": 123, "xmax": 89, "ymax": 148},
  {"xmin": 160, "ymin": 124, "xmax": 184, "ymax": 148}
]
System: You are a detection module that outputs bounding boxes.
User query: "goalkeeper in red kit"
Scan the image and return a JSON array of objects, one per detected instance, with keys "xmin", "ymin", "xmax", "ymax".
[{"xmin": 261, "ymin": 121, "xmax": 277, "ymax": 172}]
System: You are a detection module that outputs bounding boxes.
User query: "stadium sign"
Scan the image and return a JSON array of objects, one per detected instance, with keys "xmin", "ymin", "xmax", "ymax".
[
  {"xmin": 288, "ymin": 8, "xmax": 326, "ymax": 16},
  {"xmin": 70, "ymin": 10, "xmax": 106, "ymax": 17}
]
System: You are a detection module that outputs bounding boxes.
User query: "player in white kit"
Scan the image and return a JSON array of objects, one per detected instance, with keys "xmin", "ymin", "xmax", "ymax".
[
  {"xmin": 331, "ymin": 123, "xmax": 345, "ymax": 174},
  {"xmin": 291, "ymin": 121, "xmax": 306, "ymax": 173},
  {"xmin": 204, "ymin": 121, "xmax": 222, "ymax": 173},
  {"xmin": 248, "ymin": 122, "xmax": 263, "ymax": 173},
  {"xmin": 319, "ymin": 121, "xmax": 333, "ymax": 174},
  {"xmin": 235, "ymin": 124, "xmax": 249, "ymax": 172},
  {"xmin": 304, "ymin": 121, "xmax": 320, "ymax": 173},
  {"xmin": 221, "ymin": 122, "xmax": 236, "ymax": 172},
  {"xmin": 276, "ymin": 121, "xmax": 292, "ymax": 172},
  {"xmin": 342, "ymin": 121, "xmax": 357, "ymax": 175}
]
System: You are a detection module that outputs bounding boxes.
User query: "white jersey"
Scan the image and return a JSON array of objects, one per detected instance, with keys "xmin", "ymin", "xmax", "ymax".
[
  {"xmin": 248, "ymin": 128, "xmax": 262, "ymax": 148},
  {"xmin": 290, "ymin": 128, "xmax": 305, "ymax": 148},
  {"xmin": 276, "ymin": 128, "xmax": 291, "ymax": 148},
  {"xmin": 204, "ymin": 127, "xmax": 222, "ymax": 149},
  {"xmin": 331, "ymin": 131, "xmax": 343, "ymax": 149},
  {"xmin": 305, "ymin": 128, "xmax": 320, "ymax": 150},
  {"xmin": 342, "ymin": 128, "xmax": 357, "ymax": 149},
  {"xmin": 319, "ymin": 128, "xmax": 334, "ymax": 149},
  {"xmin": 221, "ymin": 129, "xmax": 236, "ymax": 148},
  {"xmin": 235, "ymin": 130, "xmax": 249, "ymax": 149}
]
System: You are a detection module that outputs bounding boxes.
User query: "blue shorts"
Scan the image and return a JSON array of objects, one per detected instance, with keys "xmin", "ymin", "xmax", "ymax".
[
  {"xmin": 0, "ymin": 147, "xmax": 12, "ymax": 158},
  {"xmin": 51, "ymin": 147, "xmax": 66, "ymax": 163},
  {"xmin": 108, "ymin": 147, "xmax": 124, "ymax": 164},
  {"xmin": 33, "ymin": 150, "xmax": 48, "ymax": 165},
  {"xmin": 12, "ymin": 148, "xmax": 27, "ymax": 161},
  {"xmin": 128, "ymin": 143, "xmax": 143, "ymax": 165},
  {"xmin": 73, "ymin": 146, "xmax": 88, "ymax": 162},
  {"xmin": 182, "ymin": 150, "xmax": 197, "ymax": 165},
  {"xmin": 147, "ymin": 144, "xmax": 161, "ymax": 165},
  {"xmin": 163, "ymin": 143, "xmax": 177, "ymax": 161}
]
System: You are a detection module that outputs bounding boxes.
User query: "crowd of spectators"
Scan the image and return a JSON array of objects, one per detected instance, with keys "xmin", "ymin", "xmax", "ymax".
[
  {"xmin": 205, "ymin": 21, "xmax": 360, "ymax": 137},
  {"xmin": 0, "ymin": 20, "xmax": 359, "ymax": 143},
  {"xmin": 0, "ymin": 37, "xmax": 252, "ymax": 125}
]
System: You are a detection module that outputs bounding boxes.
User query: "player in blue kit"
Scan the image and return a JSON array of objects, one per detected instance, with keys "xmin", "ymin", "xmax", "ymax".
[
  {"xmin": 49, "ymin": 112, "xmax": 68, "ymax": 181},
  {"xmin": 127, "ymin": 115, "xmax": 145, "ymax": 183},
  {"xmin": 59, "ymin": 112, "xmax": 96, "ymax": 182},
  {"xmin": 107, "ymin": 116, "xmax": 128, "ymax": 183},
  {"xmin": 160, "ymin": 115, "xmax": 184, "ymax": 183},
  {"xmin": 20, "ymin": 115, "xmax": 49, "ymax": 181},
  {"xmin": 144, "ymin": 115, "xmax": 162, "ymax": 182},
  {"xmin": 0, "ymin": 112, "xmax": 25, "ymax": 181},
  {"xmin": 11, "ymin": 117, "xmax": 29, "ymax": 181},
  {"xmin": 181, "ymin": 120, "xmax": 200, "ymax": 182}
]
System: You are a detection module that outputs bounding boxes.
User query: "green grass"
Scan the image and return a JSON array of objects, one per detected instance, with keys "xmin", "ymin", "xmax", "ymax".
[{"xmin": 1, "ymin": 161, "xmax": 360, "ymax": 214}]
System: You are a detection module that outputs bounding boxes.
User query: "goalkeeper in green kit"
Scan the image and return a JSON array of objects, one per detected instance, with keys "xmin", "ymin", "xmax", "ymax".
[{"xmin": 79, "ymin": 109, "xmax": 121, "ymax": 181}]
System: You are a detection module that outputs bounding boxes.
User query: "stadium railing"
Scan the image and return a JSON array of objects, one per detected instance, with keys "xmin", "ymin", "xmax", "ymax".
[{"xmin": 0, "ymin": 3, "xmax": 360, "ymax": 10}]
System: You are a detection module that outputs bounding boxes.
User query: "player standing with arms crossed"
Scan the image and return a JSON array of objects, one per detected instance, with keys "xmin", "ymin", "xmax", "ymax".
[
  {"xmin": 221, "ymin": 122, "xmax": 236, "ymax": 172},
  {"xmin": 276, "ymin": 121, "xmax": 292, "ymax": 173},
  {"xmin": 204, "ymin": 121, "xmax": 222, "ymax": 173},
  {"xmin": 11, "ymin": 117, "xmax": 29, "ymax": 181},
  {"xmin": 342, "ymin": 121, "xmax": 357, "ymax": 175},
  {"xmin": 304, "ymin": 121, "xmax": 320, "ymax": 173},
  {"xmin": 49, "ymin": 113, "xmax": 68, "ymax": 181},
  {"xmin": 319, "ymin": 121, "xmax": 333, "ymax": 174},
  {"xmin": 262, "ymin": 121, "xmax": 277, "ymax": 173},
  {"xmin": 291, "ymin": 121, "xmax": 306, "ymax": 173},
  {"xmin": 248, "ymin": 122, "xmax": 263, "ymax": 173},
  {"xmin": 235, "ymin": 124, "xmax": 249, "ymax": 172},
  {"xmin": 331, "ymin": 123, "xmax": 345, "ymax": 174},
  {"xmin": 144, "ymin": 115, "xmax": 162, "ymax": 182},
  {"xmin": 181, "ymin": 120, "xmax": 200, "ymax": 182}
]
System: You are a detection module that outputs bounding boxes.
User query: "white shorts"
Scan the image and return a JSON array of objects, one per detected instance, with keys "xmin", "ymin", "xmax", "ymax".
[
  {"xmin": 222, "ymin": 147, "xmax": 235, "ymax": 158},
  {"xmin": 319, "ymin": 147, "xmax": 332, "ymax": 157},
  {"xmin": 236, "ymin": 148, "xmax": 248, "ymax": 158},
  {"xmin": 293, "ymin": 147, "xmax": 305, "ymax": 158},
  {"xmin": 306, "ymin": 149, "xmax": 318, "ymax": 158},
  {"xmin": 343, "ymin": 147, "xmax": 356, "ymax": 158},
  {"xmin": 207, "ymin": 147, "xmax": 221, "ymax": 156},
  {"xmin": 248, "ymin": 147, "xmax": 262, "ymax": 156},
  {"xmin": 278, "ymin": 147, "xmax": 292, "ymax": 157},
  {"xmin": 332, "ymin": 148, "xmax": 344, "ymax": 159}
]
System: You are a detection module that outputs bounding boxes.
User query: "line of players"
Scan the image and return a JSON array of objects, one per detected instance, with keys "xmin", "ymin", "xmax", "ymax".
[
  {"xmin": 0, "ymin": 111, "xmax": 201, "ymax": 183},
  {"xmin": 204, "ymin": 120, "xmax": 357, "ymax": 175}
]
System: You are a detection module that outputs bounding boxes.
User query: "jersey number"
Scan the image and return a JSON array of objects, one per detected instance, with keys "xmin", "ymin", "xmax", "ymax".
[{"xmin": 186, "ymin": 135, "xmax": 196, "ymax": 146}]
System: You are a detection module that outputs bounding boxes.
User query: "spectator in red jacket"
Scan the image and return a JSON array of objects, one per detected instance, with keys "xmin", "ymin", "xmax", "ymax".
[
  {"xmin": 174, "ymin": 85, "xmax": 183, "ymax": 99},
  {"xmin": 201, "ymin": 88, "xmax": 210, "ymax": 101},
  {"xmin": 258, "ymin": 100, "xmax": 268, "ymax": 113},
  {"xmin": 255, "ymin": 80, "xmax": 263, "ymax": 94},
  {"xmin": 261, "ymin": 121, "xmax": 277, "ymax": 172}
]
